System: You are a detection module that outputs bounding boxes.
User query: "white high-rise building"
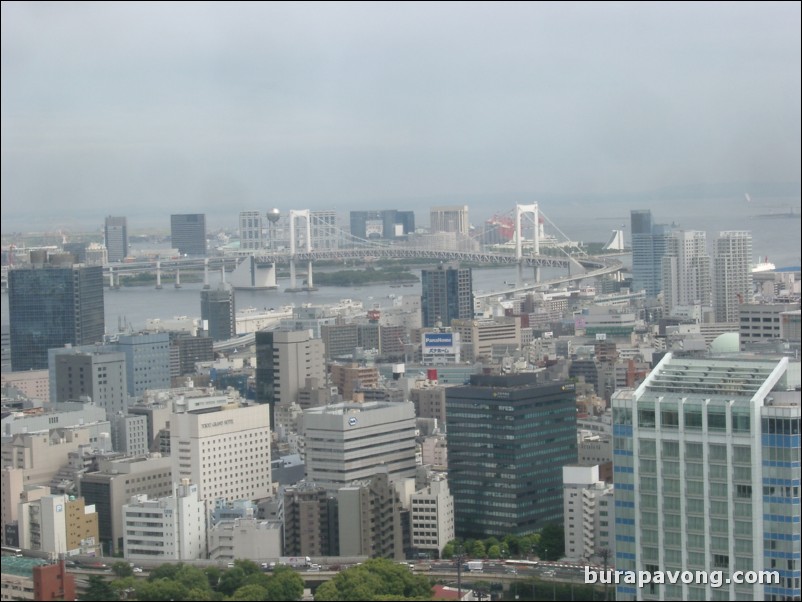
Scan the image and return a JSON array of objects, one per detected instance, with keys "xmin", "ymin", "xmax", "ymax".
[
  {"xmin": 239, "ymin": 211, "xmax": 265, "ymax": 251},
  {"xmin": 430, "ymin": 205, "xmax": 469, "ymax": 235},
  {"xmin": 123, "ymin": 480, "xmax": 206, "ymax": 560},
  {"xmin": 170, "ymin": 401, "xmax": 271, "ymax": 510},
  {"xmin": 612, "ymin": 353, "xmax": 800, "ymax": 601},
  {"xmin": 302, "ymin": 401, "xmax": 417, "ymax": 493},
  {"xmin": 563, "ymin": 464, "xmax": 615, "ymax": 561},
  {"xmin": 713, "ymin": 231, "xmax": 753, "ymax": 323},
  {"xmin": 410, "ymin": 475, "xmax": 455, "ymax": 557},
  {"xmin": 661, "ymin": 230, "xmax": 712, "ymax": 316}
]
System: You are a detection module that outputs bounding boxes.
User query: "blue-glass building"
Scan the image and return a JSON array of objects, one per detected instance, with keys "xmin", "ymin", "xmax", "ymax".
[
  {"xmin": 612, "ymin": 353, "xmax": 800, "ymax": 601},
  {"xmin": 421, "ymin": 264, "xmax": 473, "ymax": 328},
  {"xmin": 9, "ymin": 263, "xmax": 104, "ymax": 371}
]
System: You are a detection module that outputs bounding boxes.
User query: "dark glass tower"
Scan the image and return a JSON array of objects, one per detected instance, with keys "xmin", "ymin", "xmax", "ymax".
[
  {"xmin": 446, "ymin": 373, "xmax": 577, "ymax": 538},
  {"xmin": 631, "ymin": 209, "xmax": 673, "ymax": 298},
  {"xmin": 200, "ymin": 282, "xmax": 236, "ymax": 341},
  {"xmin": 9, "ymin": 263, "xmax": 105, "ymax": 371},
  {"xmin": 421, "ymin": 264, "xmax": 473, "ymax": 328},
  {"xmin": 170, "ymin": 214, "xmax": 206, "ymax": 256},
  {"xmin": 104, "ymin": 216, "xmax": 128, "ymax": 262}
]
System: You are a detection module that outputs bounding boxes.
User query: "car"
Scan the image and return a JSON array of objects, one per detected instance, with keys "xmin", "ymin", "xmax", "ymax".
[
  {"xmin": 132, "ymin": 567, "xmax": 143, "ymax": 573},
  {"xmin": 306, "ymin": 564, "xmax": 321, "ymax": 572}
]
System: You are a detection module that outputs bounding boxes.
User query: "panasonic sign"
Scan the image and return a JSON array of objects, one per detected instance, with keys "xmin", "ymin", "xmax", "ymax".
[{"xmin": 424, "ymin": 333, "xmax": 453, "ymax": 347}]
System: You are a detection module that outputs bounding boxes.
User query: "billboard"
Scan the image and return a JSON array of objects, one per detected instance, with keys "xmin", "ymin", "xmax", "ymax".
[{"xmin": 422, "ymin": 332, "xmax": 457, "ymax": 356}]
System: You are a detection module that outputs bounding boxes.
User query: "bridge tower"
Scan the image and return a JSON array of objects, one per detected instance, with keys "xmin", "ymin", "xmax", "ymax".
[
  {"xmin": 287, "ymin": 209, "xmax": 316, "ymax": 292},
  {"xmin": 155, "ymin": 260, "xmax": 163, "ymax": 290},
  {"xmin": 515, "ymin": 203, "xmax": 540, "ymax": 284}
]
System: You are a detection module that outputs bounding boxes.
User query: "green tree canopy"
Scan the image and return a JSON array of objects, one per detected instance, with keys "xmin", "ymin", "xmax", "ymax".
[
  {"xmin": 263, "ymin": 566, "xmax": 304, "ymax": 601},
  {"xmin": 111, "ymin": 560, "xmax": 134, "ymax": 578},
  {"xmin": 83, "ymin": 574, "xmax": 116, "ymax": 601},
  {"xmin": 539, "ymin": 522, "xmax": 565, "ymax": 560},
  {"xmin": 230, "ymin": 584, "xmax": 268, "ymax": 601},
  {"xmin": 314, "ymin": 559, "xmax": 431, "ymax": 601}
]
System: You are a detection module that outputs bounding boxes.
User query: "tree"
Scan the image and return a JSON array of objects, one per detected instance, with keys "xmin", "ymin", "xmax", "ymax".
[
  {"xmin": 539, "ymin": 522, "xmax": 565, "ymax": 560},
  {"xmin": 83, "ymin": 575, "xmax": 116, "ymax": 601},
  {"xmin": 470, "ymin": 540, "xmax": 486, "ymax": 558},
  {"xmin": 134, "ymin": 578, "xmax": 191, "ymax": 601},
  {"xmin": 112, "ymin": 561, "xmax": 134, "ymax": 578},
  {"xmin": 314, "ymin": 559, "xmax": 431, "ymax": 601},
  {"xmin": 217, "ymin": 567, "xmax": 247, "ymax": 597},
  {"xmin": 230, "ymin": 584, "xmax": 268, "ymax": 601},
  {"xmin": 263, "ymin": 566, "xmax": 304, "ymax": 601},
  {"xmin": 233, "ymin": 559, "xmax": 261, "ymax": 576},
  {"xmin": 148, "ymin": 562, "xmax": 182, "ymax": 582},
  {"xmin": 487, "ymin": 544, "xmax": 501, "ymax": 559},
  {"xmin": 173, "ymin": 564, "xmax": 212, "ymax": 595}
]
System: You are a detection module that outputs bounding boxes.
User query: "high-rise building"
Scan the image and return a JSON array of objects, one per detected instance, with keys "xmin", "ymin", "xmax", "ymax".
[
  {"xmin": 410, "ymin": 475, "xmax": 455, "ymax": 558},
  {"xmin": 311, "ymin": 210, "xmax": 339, "ymax": 250},
  {"xmin": 430, "ymin": 205, "xmax": 469, "ymax": 235},
  {"xmin": 421, "ymin": 264, "xmax": 473, "ymax": 328},
  {"xmin": 446, "ymin": 373, "xmax": 577, "ymax": 538},
  {"xmin": 661, "ymin": 230, "xmax": 712, "ymax": 315},
  {"xmin": 170, "ymin": 401, "xmax": 272, "ymax": 511},
  {"xmin": 349, "ymin": 210, "xmax": 415, "ymax": 240},
  {"xmin": 9, "ymin": 260, "xmax": 104, "ymax": 371},
  {"xmin": 255, "ymin": 330, "xmax": 325, "ymax": 428},
  {"xmin": 631, "ymin": 210, "xmax": 673, "ymax": 298},
  {"xmin": 283, "ymin": 482, "xmax": 339, "ymax": 557},
  {"xmin": 562, "ymin": 465, "xmax": 614, "ymax": 561},
  {"xmin": 170, "ymin": 214, "xmax": 206, "ymax": 256},
  {"xmin": 714, "ymin": 230, "xmax": 753, "ymax": 323},
  {"xmin": 611, "ymin": 353, "xmax": 800, "ymax": 601},
  {"xmin": 337, "ymin": 471, "xmax": 405, "ymax": 560},
  {"xmin": 239, "ymin": 210, "xmax": 265, "ymax": 251},
  {"xmin": 201, "ymin": 282, "xmax": 236, "ymax": 341},
  {"xmin": 303, "ymin": 401, "xmax": 418, "ymax": 493},
  {"xmin": 104, "ymin": 216, "xmax": 128, "ymax": 262}
]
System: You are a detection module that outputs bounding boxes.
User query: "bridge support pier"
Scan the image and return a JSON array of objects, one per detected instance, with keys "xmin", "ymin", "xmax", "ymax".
[
  {"xmin": 156, "ymin": 261, "xmax": 162, "ymax": 289},
  {"xmin": 203, "ymin": 258, "xmax": 210, "ymax": 289},
  {"xmin": 174, "ymin": 268, "xmax": 181, "ymax": 288}
]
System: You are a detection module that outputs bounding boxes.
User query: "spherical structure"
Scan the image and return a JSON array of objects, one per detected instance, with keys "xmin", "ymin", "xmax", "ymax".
[{"xmin": 266, "ymin": 208, "xmax": 281, "ymax": 223}]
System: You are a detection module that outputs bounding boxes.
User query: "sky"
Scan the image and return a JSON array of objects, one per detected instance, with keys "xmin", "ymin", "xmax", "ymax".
[{"xmin": 2, "ymin": 1, "xmax": 800, "ymax": 232}]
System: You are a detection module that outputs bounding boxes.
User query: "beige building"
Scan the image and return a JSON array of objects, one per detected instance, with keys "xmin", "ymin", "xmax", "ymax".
[
  {"xmin": 563, "ymin": 464, "xmax": 614, "ymax": 562},
  {"xmin": 208, "ymin": 517, "xmax": 283, "ymax": 562},
  {"xmin": 338, "ymin": 472, "xmax": 404, "ymax": 560},
  {"xmin": 329, "ymin": 363, "xmax": 379, "ymax": 401},
  {"xmin": 410, "ymin": 385, "xmax": 447, "ymax": 424},
  {"xmin": 2, "ymin": 424, "xmax": 108, "ymax": 487},
  {"xmin": 78, "ymin": 454, "xmax": 174, "ymax": 555},
  {"xmin": 451, "ymin": 316, "xmax": 521, "ymax": 362},
  {"xmin": 1, "ymin": 370, "xmax": 50, "ymax": 402},
  {"xmin": 18, "ymin": 493, "xmax": 100, "ymax": 557},
  {"xmin": 170, "ymin": 401, "xmax": 272, "ymax": 510}
]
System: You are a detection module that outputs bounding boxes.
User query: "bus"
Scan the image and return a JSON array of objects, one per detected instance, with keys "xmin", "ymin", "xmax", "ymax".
[{"xmin": 1, "ymin": 546, "xmax": 23, "ymax": 556}]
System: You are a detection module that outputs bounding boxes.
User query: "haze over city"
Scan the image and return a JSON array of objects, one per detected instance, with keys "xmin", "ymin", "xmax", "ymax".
[{"xmin": 2, "ymin": 2, "xmax": 800, "ymax": 232}]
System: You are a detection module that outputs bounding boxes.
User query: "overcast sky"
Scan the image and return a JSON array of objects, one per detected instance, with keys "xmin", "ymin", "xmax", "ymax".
[{"xmin": 2, "ymin": 1, "xmax": 800, "ymax": 231}]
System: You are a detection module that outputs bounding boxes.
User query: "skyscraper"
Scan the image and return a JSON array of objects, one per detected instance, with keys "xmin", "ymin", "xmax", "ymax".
[
  {"xmin": 104, "ymin": 216, "xmax": 128, "ymax": 262},
  {"xmin": 631, "ymin": 210, "xmax": 673, "ymax": 298},
  {"xmin": 200, "ymin": 281, "xmax": 236, "ymax": 341},
  {"xmin": 611, "ymin": 353, "xmax": 800, "ymax": 601},
  {"xmin": 9, "ymin": 260, "xmax": 105, "ymax": 371},
  {"xmin": 170, "ymin": 214, "xmax": 206, "ymax": 256},
  {"xmin": 421, "ymin": 264, "xmax": 473, "ymax": 328},
  {"xmin": 446, "ymin": 373, "xmax": 577, "ymax": 538},
  {"xmin": 714, "ymin": 230, "xmax": 753, "ymax": 323},
  {"xmin": 661, "ymin": 230, "xmax": 712, "ymax": 315},
  {"xmin": 239, "ymin": 211, "xmax": 264, "ymax": 251},
  {"xmin": 255, "ymin": 330, "xmax": 325, "ymax": 428},
  {"xmin": 430, "ymin": 205, "xmax": 469, "ymax": 235}
]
